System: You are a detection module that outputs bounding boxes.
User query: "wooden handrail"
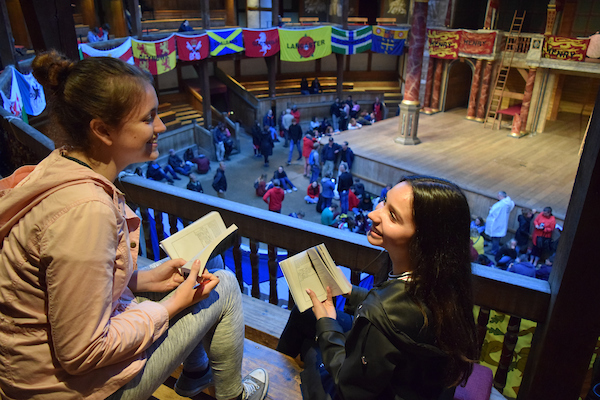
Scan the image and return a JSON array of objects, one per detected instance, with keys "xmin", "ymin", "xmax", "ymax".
[{"xmin": 116, "ymin": 174, "xmax": 551, "ymax": 322}]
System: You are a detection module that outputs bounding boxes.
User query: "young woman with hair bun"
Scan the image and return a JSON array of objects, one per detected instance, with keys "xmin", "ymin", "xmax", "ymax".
[
  {"xmin": 278, "ymin": 175, "xmax": 479, "ymax": 400},
  {"xmin": 0, "ymin": 52, "xmax": 268, "ymax": 400}
]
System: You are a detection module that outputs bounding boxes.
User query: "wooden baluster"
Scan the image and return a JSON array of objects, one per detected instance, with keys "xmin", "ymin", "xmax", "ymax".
[
  {"xmin": 267, "ymin": 245, "xmax": 279, "ymax": 304},
  {"xmin": 494, "ymin": 315, "xmax": 521, "ymax": 393},
  {"xmin": 232, "ymin": 235, "xmax": 243, "ymax": 292},
  {"xmin": 350, "ymin": 270, "xmax": 361, "ymax": 286},
  {"xmin": 248, "ymin": 239, "xmax": 259, "ymax": 293},
  {"xmin": 139, "ymin": 206, "xmax": 154, "ymax": 260},
  {"xmin": 477, "ymin": 307, "xmax": 491, "ymax": 350},
  {"xmin": 154, "ymin": 210, "xmax": 167, "ymax": 259},
  {"xmin": 168, "ymin": 214, "xmax": 178, "ymax": 236}
]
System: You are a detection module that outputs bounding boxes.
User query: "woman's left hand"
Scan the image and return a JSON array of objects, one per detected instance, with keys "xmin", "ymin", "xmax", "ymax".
[
  {"xmin": 130, "ymin": 258, "xmax": 186, "ymax": 293},
  {"xmin": 307, "ymin": 286, "xmax": 337, "ymax": 320}
]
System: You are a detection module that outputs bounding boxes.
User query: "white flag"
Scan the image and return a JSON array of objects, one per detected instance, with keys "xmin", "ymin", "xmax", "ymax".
[{"xmin": 14, "ymin": 70, "xmax": 46, "ymax": 116}]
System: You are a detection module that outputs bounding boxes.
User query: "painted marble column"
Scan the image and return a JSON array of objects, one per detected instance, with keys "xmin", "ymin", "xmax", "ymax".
[
  {"xmin": 517, "ymin": 68, "xmax": 537, "ymax": 135},
  {"xmin": 423, "ymin": 57, "xmax": 435, "ymax": 112},
  {"xmin": 466, "ymin": 59, "xmax": 483, "ymax": 120},
  {"xmin": 476, "ymin": 60, "xmax": 493, "ymax": 121},
  {"xmin": 396, "ymin": 0, "xmax": 428, "ymax": 145},
  {"xmin": 431, "ymin": 58, "xmax": 444, "ymax": 112}
]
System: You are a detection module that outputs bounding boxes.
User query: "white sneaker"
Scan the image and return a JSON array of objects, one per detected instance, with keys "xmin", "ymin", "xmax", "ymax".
[
  {"xmin": 286, "ymin": 189, "xmax": 292, "ymax": 193},
  {"xmin": 241, "ymin": 368, "xmax": 269, "ymax": 400},
  {"xmin": 292, "ymin": 187, "xmax": 298, "ymax": 191}
]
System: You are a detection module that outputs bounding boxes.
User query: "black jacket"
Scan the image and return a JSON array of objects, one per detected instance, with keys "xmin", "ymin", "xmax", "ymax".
[
  {"xmin": 289, "ymin": 124, "xmax": 303, "ymax": 141},
  {"xmin": 212, "ymin": 168, "xmax": 227, "ymax": 192},
  {"xmin": 316, "ymin": 279, "xmax": 454, "ymax": 400}
]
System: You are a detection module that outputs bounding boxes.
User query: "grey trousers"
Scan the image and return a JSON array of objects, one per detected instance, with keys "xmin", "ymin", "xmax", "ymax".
[{"xmin": 106, "ymin": 268, "xmax": 245, "ymax": 400}]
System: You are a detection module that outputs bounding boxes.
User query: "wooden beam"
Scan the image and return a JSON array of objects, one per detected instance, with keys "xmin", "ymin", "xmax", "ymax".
[
  {"xmin": 0, "ymin": 0, "xmax": 17, "ymax": 69},
  {"xmin": 519, "ymin": 87, "xmax": 600, "ymax": 399},
  {"xmin": 18, "ymin": 0, "xmax": 78, "ymax": 60},
  {"xmin": 124, "ymin": 0, "xmax": 142, "ymax": 39},
  {"xmin": 6, "ymin": 0, "xmax": 29, "ymax": 48}
]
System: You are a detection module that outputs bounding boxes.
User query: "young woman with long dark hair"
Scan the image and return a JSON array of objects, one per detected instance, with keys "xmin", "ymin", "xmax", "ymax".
[{"xmin": 278, "ymin": 175, "xmax": 479, "ymax": 399}]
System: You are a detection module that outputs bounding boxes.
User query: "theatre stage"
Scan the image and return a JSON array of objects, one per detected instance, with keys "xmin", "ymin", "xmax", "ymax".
[{"xmin": 337, "ymin": 107, "xmax": 586, "ymax": 223}]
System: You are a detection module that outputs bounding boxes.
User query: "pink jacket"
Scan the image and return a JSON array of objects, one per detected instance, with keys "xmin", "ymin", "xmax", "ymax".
[{"xmin": 0, "ymin": 150, "xmax": 169, "ymax": 399}]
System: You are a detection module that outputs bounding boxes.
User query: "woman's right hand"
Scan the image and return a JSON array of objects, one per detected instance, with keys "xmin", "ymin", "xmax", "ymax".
[{"xmin": 160, "ymin": 260, "xmax": 220, "ymax": 318}]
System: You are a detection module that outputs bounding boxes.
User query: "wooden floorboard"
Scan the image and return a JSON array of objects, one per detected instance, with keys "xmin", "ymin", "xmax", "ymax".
[{"xmin": 338, "ymin": 108, "xmax": 584, "ymax": 219}]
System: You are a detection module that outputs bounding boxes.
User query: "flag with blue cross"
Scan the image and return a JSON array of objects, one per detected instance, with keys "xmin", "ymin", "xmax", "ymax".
[
  {"xmin": 208, "ymin": 28, "xmax": 244, "ymax": 56},
  {"xmin": 371, "ymin": 26, "xmax": 408, "ymax": 55},
  {"xmin": 331, "ymin": 25, "xmax": 372, "ymax": 55}
]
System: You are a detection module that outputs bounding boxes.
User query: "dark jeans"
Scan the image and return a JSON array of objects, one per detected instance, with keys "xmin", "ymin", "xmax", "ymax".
[
  {"xmin": 173, "ymin": 164, "xmax": 191, "ymax": 176},
  {"xmin": 280, "ymin": 177, "xmax": 296, "ymax": 191}
]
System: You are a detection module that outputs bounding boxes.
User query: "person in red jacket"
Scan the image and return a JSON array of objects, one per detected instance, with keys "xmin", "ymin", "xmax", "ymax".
[
  {"xmin": 348, "ymin": 186, "xmax": 360, "ymax": 211},
  {"xmin": 263, "ymin": 179, "xmax": 285, "ymax": 213},
  {"xmin": 530, "ymin": 207, "xmax": 556, "ymax": 265},
  {"xmin": 304, "ymin": 180, "xmax": 320, "ymax": 204}
]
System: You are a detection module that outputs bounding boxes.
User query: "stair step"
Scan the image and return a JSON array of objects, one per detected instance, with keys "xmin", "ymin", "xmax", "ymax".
[
  {"xmin": 159, "ymin": 111, "xmax": 177, "ymax": 123},
  {"xmin": 242, "ymin": 295, "xmax": 290, "ymax": 350}
]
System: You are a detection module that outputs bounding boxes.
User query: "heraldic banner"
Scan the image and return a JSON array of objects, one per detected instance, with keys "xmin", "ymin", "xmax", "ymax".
[
  {"xmin": 428, "ymin": 29, "xmax": 460, "ymax": 59},
  {"xmin": 279, "ymin": 26, "xmax": 332, "ymax": 62},
  {"xmin": 132, "ymin": 35, "xmax": 176, "ymax": 75},
  {"xmin": 459, "ymin": 30, "xmax": 496, "ymax": 55},
  {"xmin": 371, "ymin": 26, "xmax": 408, "ymax": 55},
  {"xmin": 79, "ymin": 37, "xmax": 134, "ymax": 64},
  {"xmin": 176, "ymin": 34, "xmax": 209, "ymax": 61},
  {"xmin": 208, "ymin": 28, "xmax": 244, "ymax": 56},
  {"xmin": 14, "ymin": 70, "xmax": 46, "ymax": 116},
  {"xmin": 543, "ymin": 35, "xmax": 590, "ymax": 62},
  {"xmin": 332, "ymin": 25, "xmax": 372, "ymax": 55},
  {"xmin": 243, "ymin": 28, "xmax": 280, "ymax": 57}
]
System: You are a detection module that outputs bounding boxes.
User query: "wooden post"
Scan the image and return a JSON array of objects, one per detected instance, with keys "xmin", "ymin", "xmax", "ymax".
[
  {"xmin": 6, "ymin": 0, "xmax": 30, "ymax": 48},
  {"xmin": 19, "ymin": 0, "xmax": 79, "ymax": 60},
  {"xmin": 268, "ymin": 245, "xmax": 278, "ymax": 304},
  {"xmin": 336, "ymin": 0, "xmax": 349, "ymax": 98},
  {"xmin": 79, "ymin": 0, "xmax": 98, "ymax": 29},
  {"xmin": 124, "ymin": 0, "xmax": 142, "ymax": 39},
  {"xmin": 232, "ymin": 234, "xmax": 243, "ymax": 290},
  {"xmin": 199, "ymin": 0, "xmax": 212, "ymax": 129},
  {"xmin": 139, "ymin": 207, "xmax": 154, "ymax": 261},
  {"xmin": 249, "ymin": 239, "xmax": 259, "ymax": 292},
  {"xmin": 0, "ymin": 0, "xmax": 17, "ymax": 70},
  {"xmin": 518, "ymin": 89, "xmax": 600, "ymax": 399}
]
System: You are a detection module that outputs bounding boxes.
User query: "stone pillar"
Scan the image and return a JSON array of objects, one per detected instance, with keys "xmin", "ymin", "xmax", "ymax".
[
  {"xmin": 476, "ymin": 60, "xmax": 493, "ymax": 121},
  {"xmin": 517, "ymin": 67, "xmax": 537, "ymax": 135},
  {"xmin": 396, "ymin": 0, "xmax": 428, "ymax": 145},
  {"xmin": 466, "ymin": 59, "xmax": 482, "ymax": 120},
  {"xmin": 430, "ymin": 58, "xmax": 443, "ymax": 112},
  {"xmin": 422, "ymin": 57, "xmax": 435, "ymax": 112}
]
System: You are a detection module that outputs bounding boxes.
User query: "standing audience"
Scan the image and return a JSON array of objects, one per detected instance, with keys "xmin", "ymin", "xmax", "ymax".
[
  {"xmin": 263, "ymin": 179, "xmax": 285, "ymax": 213},
  {"xmin": 485, "ymin": 191, "xmax": 515, "ymax": 256}
]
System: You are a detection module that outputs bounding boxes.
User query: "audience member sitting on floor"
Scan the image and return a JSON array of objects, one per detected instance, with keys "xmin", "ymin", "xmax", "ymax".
[
  {"xmin": 507, "ymin": 254, "xmax": 536, "ymax": 277},
  {"xmin": 531, "ymin": 207, "xmax": 556, "ymax": 266},
  {"xmin": 305, "ymin": 180, "xmax": 320, "ymax": 204},
  {"xmin": 254, "ymin": 174, "xmax": 268, "ymax": 197},
  {"xmin": 320, "ymin": 203, "xmax": 338, "ymax": 226},
  {"xmin": 348, "ymin": 186, "xmax": 360, "ymax": 213},
  {"xmin": 470, "ymin": 227, "xmax": 484, "ymax": 255},
  {"xmin": 273, "ymin": 166, "xmax": 297, "ymax": 193},
  {"xmin": 353, "ymin": 178, "xmax": 365, "ymax": 199},
  {"xmin": 470, "ymin": 216, "xmax": 486, "ymax": 235},
  {"xmin": 186, "ymin": 173, "xmax": 204, "ymax": 193},
  {"xmin": 183, "ymin": 148, "xmax": 210, "ymax": 174},
  {"xmin": 351, "ymin": 101, "xmax": 361, "ymax": 119},
  {"xmin": 310, "ymin": 116, "xmax": 321, "ymax": 131},
  {"xmin": 289, "ymin": 211, "xmax": 305, "ymax": 219},
  {"xmin": 168, "ymin": 149, "xmax": 192, "ymax": 176},
  {"xmin": 358, "ymin": 193, "xmax": 374, "ymax": 212},
  {"xmin": 357, "ymin": 111, "xmax": 375, "ymax": 125},
  {"xmin": 263, "ymin": 179, "xmax": 285, "ymax": 213},
  {"xmin": 495, "ymin": 239, "xmax": 518, "ymax": 270},
  {"xmin": 147, "ymin": 160, "xmax": 180, "ymax": 183},
  {"xmin": 536, "ymin": 254, "xmax": 554, "ymax": 281}
]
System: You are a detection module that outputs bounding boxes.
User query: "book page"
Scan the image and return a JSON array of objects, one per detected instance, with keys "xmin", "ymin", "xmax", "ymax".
[
  {"xmin": 160, "ymin": 211, "xmax": 225, "ymax": 261},
  {"xmin": 307, "ymin": 247, "xmax": 345, "ymax": 296},
  {"xmin": 180, "ymin": 224, "xmax": 238, "ymax": 274},
  {"xmin": 279, "ymin": 250, "xmax": 326, "ymax": 313},
  {"xmin": 315, "ymin": 244, "xmax": 352, "ymax": 294}
]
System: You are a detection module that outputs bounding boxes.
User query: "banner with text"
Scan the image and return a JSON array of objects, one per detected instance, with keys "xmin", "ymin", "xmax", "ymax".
[
  {"xmin": 543, "ymin": 35, "xmax": 590, "ymax": 62},
  {"xmin": 132, "ymin": 35, "xmax": 177, "ymax": 75},
  {"xmin": 427, "ymin": 29, "xmax": 460, "ymax": 59},
  {"xmin": 459, "ymin": 30, "xmax": 496, "ymax": 55},
  {"xmin": 278, "ymin": 26, "xmax": 332, "ymax": 62}
]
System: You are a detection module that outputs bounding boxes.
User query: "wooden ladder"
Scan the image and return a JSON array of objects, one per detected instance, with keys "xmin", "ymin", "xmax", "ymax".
[{"xmin": 484, "ymin": 10, "xmax": 526, "ymax": 129}]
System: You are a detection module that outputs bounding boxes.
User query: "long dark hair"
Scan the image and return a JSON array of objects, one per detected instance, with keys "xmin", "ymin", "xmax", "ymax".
[{"xmin": 401, "ymin": 175, "xmax": 479, "ymax": 386}]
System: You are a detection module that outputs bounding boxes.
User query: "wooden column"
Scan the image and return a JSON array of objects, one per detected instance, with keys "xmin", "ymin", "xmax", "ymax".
[
  {"xmin": 466, "ymin": 59, "xmax": 482, "ymax": 120},
  {"xmin": 476, "ymin": 60, "xmax": 493, "ymax": 121},
  {"xmin": 232, "ymin": 234, "xmax": 243, "ymax": 289},
  {"xmin": 248, "ymin": 239, "xmax": 259, "ymax": 292},
  {"xmin": 79, "ymin": 0, "xmax": 98, "ymax": 28},
  {"xmin": 430, "ymin": 58, "xmax": 443, "ymax": 112},
  {"xmin": 224, "ymin": 0, "xmax": 235, "ymax": 26},
  {"xmin": 125, "ymin": 0, "xmax": 142, "ymax": 39},
  {"xmin": 6, "ymin": 0, "xmax": 29, "ymax": 48},
  {"xmin": 515, "ymin": 67, "xmax": 537, "ymax": 136},
  {"xmin": 336, "ymin": 0, "xmax": 349, "ymax": 97},
  {"xmin": 266, "ymin": 244, "xmax": 277, "ymax": 301},
  {"xmin": 199, "ymin": 0, "xmax": 212, "ymax": 128},
  {"xmin": 518, "ymin": 88, "xmax": 600, "ymax": 400},
  {"xmin": 0, "ymin": 0, "xmax": 17, "ymax": 69},
  {"xmin": 269, "ymin": 247, "xmax": 280, "ymax": 305},
  {"xmin": 422, "ymin": 57, "xmax": 435, "ymax": 112},
  {"xmin": 396, "ymin": 0, "xmax": 428, "ymax": 145},
  {"xmin": 19, "ymin": 0, "xmax": 78, "ymax": 60},
  {"xmin": 102, "ymin": 0, "xmax": 128, "ymax": 38}
]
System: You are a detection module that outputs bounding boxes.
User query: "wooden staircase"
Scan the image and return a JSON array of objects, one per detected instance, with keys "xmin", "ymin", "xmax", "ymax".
[
  {"xmin": 484, "ymin": 10, "xmax": 526, "ymax": 129},
  {"xmin": 158, "ymin": 93, "xmax": 205, "ymax": 131}
]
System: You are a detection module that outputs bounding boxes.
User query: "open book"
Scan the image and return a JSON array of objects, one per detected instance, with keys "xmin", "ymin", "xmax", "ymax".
[
  {"xmin": 159, "ymin": 211, "xmax": 238, "ymax": 275},
  {"xmin": 279, "ymin": 244, "xmax": 352, "ymax": 313}
]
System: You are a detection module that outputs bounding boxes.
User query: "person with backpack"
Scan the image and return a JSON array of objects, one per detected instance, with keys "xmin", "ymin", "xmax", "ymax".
[
  {"xmin": 212, "ymin": 162, "xmax": 227, "ymax": 198},
  {"xmin": 302, "ymin": 133, "xmax": 316, "ymax": 178},
  {"xmin": 309, "ymin": 142, "xmax": 321, "ymax": 183}
]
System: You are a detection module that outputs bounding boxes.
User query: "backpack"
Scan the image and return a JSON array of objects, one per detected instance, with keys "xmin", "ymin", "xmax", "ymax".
[
  {"xmin": 308, "ymin": 151, "xmax": 315, "ymax": 166},
  {"xmin": 316, "ymin": 194, "xmax": 325, "ymax": 213}
]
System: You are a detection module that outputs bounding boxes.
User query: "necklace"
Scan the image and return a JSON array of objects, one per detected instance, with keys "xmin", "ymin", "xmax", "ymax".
[{"xmin": 62, "ymin": 154, "xmax": 93, "ymax": 170}]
